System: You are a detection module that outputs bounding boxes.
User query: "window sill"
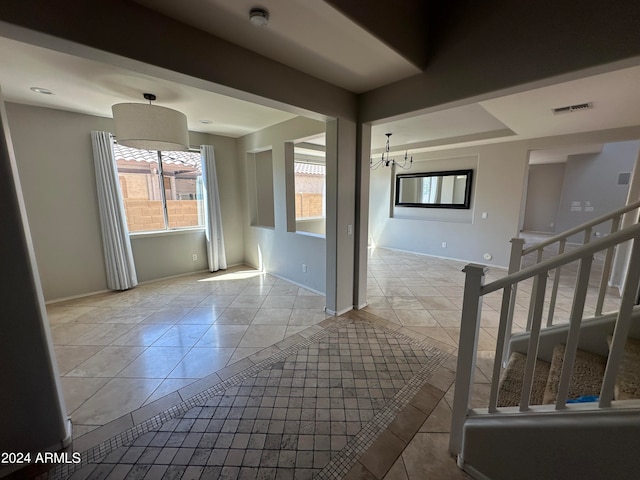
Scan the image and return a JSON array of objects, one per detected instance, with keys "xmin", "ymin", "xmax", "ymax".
[
  {"xmin": 250, "ymin": 224, "xmax": 275, "ymax": 231},
  {"xmin": 129, "ymin": 227, "xmax": 205, "ymax": 239},
  {"xmin": 295, "ymin": 231, "xmax": 325, "ymax": 239}
]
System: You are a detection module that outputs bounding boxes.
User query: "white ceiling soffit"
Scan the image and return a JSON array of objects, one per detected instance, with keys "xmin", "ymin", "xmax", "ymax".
[
  {"xmin": 480, "ymin": 65, "xmax": 640, "ymax": 140},
  {"xmin": 529, "ymin": 144, "xmax": 604, "ymax": 165},
  {"xmin": 0, "ymin": 36, "xmax": 296, "ymax": 137},
  {"xmin": 133, "ymin": 0, "xmax": 421, "ymax": 93},
  {"xmin": 371, "ymin": 104, "xmax": 514, "ymax": 152},
  {"xmin": 371, "ymin": 64, "xmax": 640, "ymax": 154}
]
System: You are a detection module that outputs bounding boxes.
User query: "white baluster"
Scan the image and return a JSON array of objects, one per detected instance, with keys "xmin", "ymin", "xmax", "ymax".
[
  {"xmin": 600, "ymin": 237, "xmax": 640, "ymax": 408},
  {"xmin": 520, "ymin": 272, "xmax": 547, "ymax": 411},
  {"xmin": 555, "ymin": 254, "xmax": 593, "ymax": 409}
]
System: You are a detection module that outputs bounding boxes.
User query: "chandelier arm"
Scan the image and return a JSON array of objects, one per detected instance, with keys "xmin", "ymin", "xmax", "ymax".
[{"xmin": 369, "ymin": 133, "xmax": 412, "ymax": 170}]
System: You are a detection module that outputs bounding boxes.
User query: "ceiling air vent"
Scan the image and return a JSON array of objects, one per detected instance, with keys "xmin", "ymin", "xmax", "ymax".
[{"xmin": 552, "ymin": 102, "xmax": 593, "ymax": 115}]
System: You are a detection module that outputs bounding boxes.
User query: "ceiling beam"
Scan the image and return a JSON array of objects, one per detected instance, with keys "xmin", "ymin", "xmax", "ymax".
[
  {"xmin": 323, "ymin": 0, "xmax": 431, "ymax": 70},
  {"xmin": 359, "ymin": 0, "xmax": 640, "ymax": 123}
]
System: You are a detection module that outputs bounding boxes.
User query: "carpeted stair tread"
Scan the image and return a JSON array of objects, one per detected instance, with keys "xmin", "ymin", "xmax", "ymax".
[
  {"xmin": 543, "ymin": 344, "xmax": 607, "ymax": 404},
  {"xmin": 607, "ymin": 336, "xmax": 640, "ymax": 400},
  {"xmin": 497, "ymin": 352, "xmax": 551, "ymax": 407}
]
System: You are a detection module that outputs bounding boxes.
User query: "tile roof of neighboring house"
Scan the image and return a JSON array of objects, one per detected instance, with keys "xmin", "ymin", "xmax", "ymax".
[
  {"xmin": 113, "ymin": 142, "xmax": 201, "ymax": 167},
  {"xmin": 294, "ymin": 162, "xmax": 325, "ymax": 175}
]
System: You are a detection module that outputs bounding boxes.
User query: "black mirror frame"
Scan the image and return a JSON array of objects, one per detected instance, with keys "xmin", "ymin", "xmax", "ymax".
[{"xmin": 395, "ymin": 169, "xmax": 473, "ymax": 209}]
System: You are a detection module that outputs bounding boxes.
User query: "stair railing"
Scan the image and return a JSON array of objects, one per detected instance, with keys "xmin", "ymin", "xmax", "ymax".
[
  {"xmin": 450, "ymin": 221, "xmax": 640, "ymax": 457},
  {"xmin": 507, "ymin": 199, "xmax": 640, "ymax": 332}
]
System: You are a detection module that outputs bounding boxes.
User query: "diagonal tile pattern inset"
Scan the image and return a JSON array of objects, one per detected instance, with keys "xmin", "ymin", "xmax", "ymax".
[{"xmin": 52, "ymin": 319, "xmax": 449, "ymax": 480}]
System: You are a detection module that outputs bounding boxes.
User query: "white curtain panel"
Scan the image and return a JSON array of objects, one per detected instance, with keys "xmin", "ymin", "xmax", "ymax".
[
  {"xmin": 201, "ymin": 145, "xmax": 227, "ymax": 271},
  {"xmin": 90, "ymin": 131, "xmax": 138, "ymax": 290}
]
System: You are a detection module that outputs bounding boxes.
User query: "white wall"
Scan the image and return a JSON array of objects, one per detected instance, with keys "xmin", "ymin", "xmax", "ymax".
[
  {"xmin": 555, "ymin": 141, "xmax": 640, "ymax": 237},
  {"xmin": 370, "ymin": 146, "xmax": 528, "ymax": 267},
  {"xmin": 523, "ymin": 163, "xmax": 566, "ymax": 233},
  {"xmin": 238, "ymin": 117, "xmax": 327, "ymax": 293},
  {"xmin": 369, "ymin": 129, "xmax": 640, "ymax": 268},
  {"xmin": 6, "ymin": 103, "xmax": 243, "ymax": 301}
]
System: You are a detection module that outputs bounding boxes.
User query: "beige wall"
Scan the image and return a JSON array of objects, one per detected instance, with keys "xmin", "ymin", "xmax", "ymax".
[
  {"xmin": 6, "ymin": 103, "xmax": 243, "ymax": 301},
  {"xmin": 370, "ymin": 146, "xmax": 527, "ymax": 267},
  {"xmin": 523, "ymin": 163, "xmax": 565, "ymax": 233},
  {"xmin": 239, "ymin": 117, "xmax": 327, "ymax": 293},
  {"xmin": 370, "ymin": 127, "xmax": 640, "ymax": 268}
]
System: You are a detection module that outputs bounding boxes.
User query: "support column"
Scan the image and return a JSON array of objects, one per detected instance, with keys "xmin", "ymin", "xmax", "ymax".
[
  {"xmin": 325, "ymin": 118, "xmax": 356, "ymax": 315},
  {"xmin": 354, "ymin": 122, "xmax": 371, "ymax": 309},
  {"xmin": 0, "ymin": 89, "xmax": 70, "ymax": 455}
]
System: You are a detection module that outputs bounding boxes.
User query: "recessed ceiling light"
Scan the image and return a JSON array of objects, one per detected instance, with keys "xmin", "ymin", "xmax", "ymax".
[
  {"xmin": 30, "ymin": 87, "xmax": 54, "ymax": 95},
  {"xmin": 249, "ymin": 7, "xmax": 269, "ymax": 27},
  {"xmin": 199, "ymin": 119, "xmax": 213, "ymax": 124}
]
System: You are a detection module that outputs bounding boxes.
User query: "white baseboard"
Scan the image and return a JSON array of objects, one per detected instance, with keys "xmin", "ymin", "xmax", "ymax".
[
  {"xmin": 45, "ymin": 265, "xmax": 257, "ymax": 305},
  {"xmin": 372, "ymin": 244, "xmax": 509, "ymax": 270},
  {"xmin": 325, "ymin": 305, "xmax": 353, "ymax": 316},
  {"xmin": 264, "ymin": 272, "xmax": 326, "ymax": 297},
  {"xmin": 45, "ymin": 289, "xmax": 110, "ymax": 305},
  {"xmin": 457, "ymin": 456, "xmax": 491, "ymax": 480}
]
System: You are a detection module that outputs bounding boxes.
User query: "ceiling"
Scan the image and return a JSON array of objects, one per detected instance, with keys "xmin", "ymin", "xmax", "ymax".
[
  {"xmin": 0, "ymin": 36, "xmax": 296, "ymax": 137},
  {"xmin": 372, "ymin": 65, "xmax": 640, "ymax": 152},
  {"xmin": 133, "ymin": 0, "xmax": 421, "ymax": 94},
  {"xmin": 0, "ymin": 0, "xmax": 639, "ymax": 149}
]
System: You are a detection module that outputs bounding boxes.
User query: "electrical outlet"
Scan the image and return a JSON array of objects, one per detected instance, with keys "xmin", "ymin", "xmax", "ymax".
[
  {"xmin": 192, "ymin": 254, "xmax": 198, "ymax": 261},
  {"xmin": 347, "ymin": 224, "xmax": 353, "ymax": 235},
  {"xmin": 302, "ymin": 264, "xmax": 307, "ymax": 273},
  {"xmin": 481, "ymin": 212, "xmax": 488, "ymax": 219},
  {"xmin": 442, "ymin": 242, "xmax": 447, "ymax": 248}
]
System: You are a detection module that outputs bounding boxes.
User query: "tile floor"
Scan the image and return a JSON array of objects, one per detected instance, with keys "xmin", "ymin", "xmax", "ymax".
[
  {"xmin": 47, "ymin": 266, "xmax": 331, "ymax": 438},
  {"xmin": 59, "ymin": 318, "xmax": 451, "ymax": 480},
  {"xmin": 37, "ymin": 241, "xmax": 620, "ymax": 480}
]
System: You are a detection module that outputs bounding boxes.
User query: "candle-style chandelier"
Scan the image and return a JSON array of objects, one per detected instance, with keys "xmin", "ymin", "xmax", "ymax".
[{"xmin": 370, "ymin": 133, "xmax": 412, "ymax": 170}]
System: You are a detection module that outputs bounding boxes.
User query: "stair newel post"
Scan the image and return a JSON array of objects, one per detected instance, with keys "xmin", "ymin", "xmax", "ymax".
[
  {"xmin": 600, "ymin": 236, "xmax": 640, "ymax": 408},
  {"xmin": 505, "ymin": 238, "xmax": 525, "ymax": 365},
  {"xmin": 449, "ymin": 264, "xmax": 488, "ymax": 456}
]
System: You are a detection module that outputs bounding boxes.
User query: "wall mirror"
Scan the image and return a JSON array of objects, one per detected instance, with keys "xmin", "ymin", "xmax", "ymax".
[{"xmin": 395, "ymin": 169, "xmax": 473, "ymax": 209}]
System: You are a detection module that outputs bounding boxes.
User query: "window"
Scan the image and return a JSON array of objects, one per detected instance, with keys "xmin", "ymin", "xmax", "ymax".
[
  {"xmin": 114, "ymin": 143, "xmax": 204, "ymax": 232},
  {"xmin": 293, "ymin": 136, "xmax": 326, "ymax": 235},
  {"xmin": 294, "ymin": 160, "xmax": 325, "ymax": 220}
]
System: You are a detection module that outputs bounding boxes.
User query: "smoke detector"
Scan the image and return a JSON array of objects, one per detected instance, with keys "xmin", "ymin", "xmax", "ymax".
[
  {"xmin": 249, "ymin": 7, "xmax": 269, "ymax": 27},
  {"xmin": 552, "ymin": 102, "xmax": 593, "ymax": 115}
]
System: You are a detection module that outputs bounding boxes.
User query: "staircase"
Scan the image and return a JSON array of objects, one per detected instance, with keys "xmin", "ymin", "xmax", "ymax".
[
  {"xmin": 449, "ymin": 204, "xmax": 640, "ymax": 480},
  {"xmin": 500, "ymin": 344, "xmax": 609, "ymax": 407}
]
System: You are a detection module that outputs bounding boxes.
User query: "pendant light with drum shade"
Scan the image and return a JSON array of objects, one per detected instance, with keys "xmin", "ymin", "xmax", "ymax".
[{"xmin": 111, "ymin": 93, "xmax": 189, "ymax": 151}]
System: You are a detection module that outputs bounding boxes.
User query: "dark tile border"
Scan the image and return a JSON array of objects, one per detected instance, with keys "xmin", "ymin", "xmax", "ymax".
[{"xmin": 44, "ymin": 315, "xmax": 450, "ymax": 480}]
